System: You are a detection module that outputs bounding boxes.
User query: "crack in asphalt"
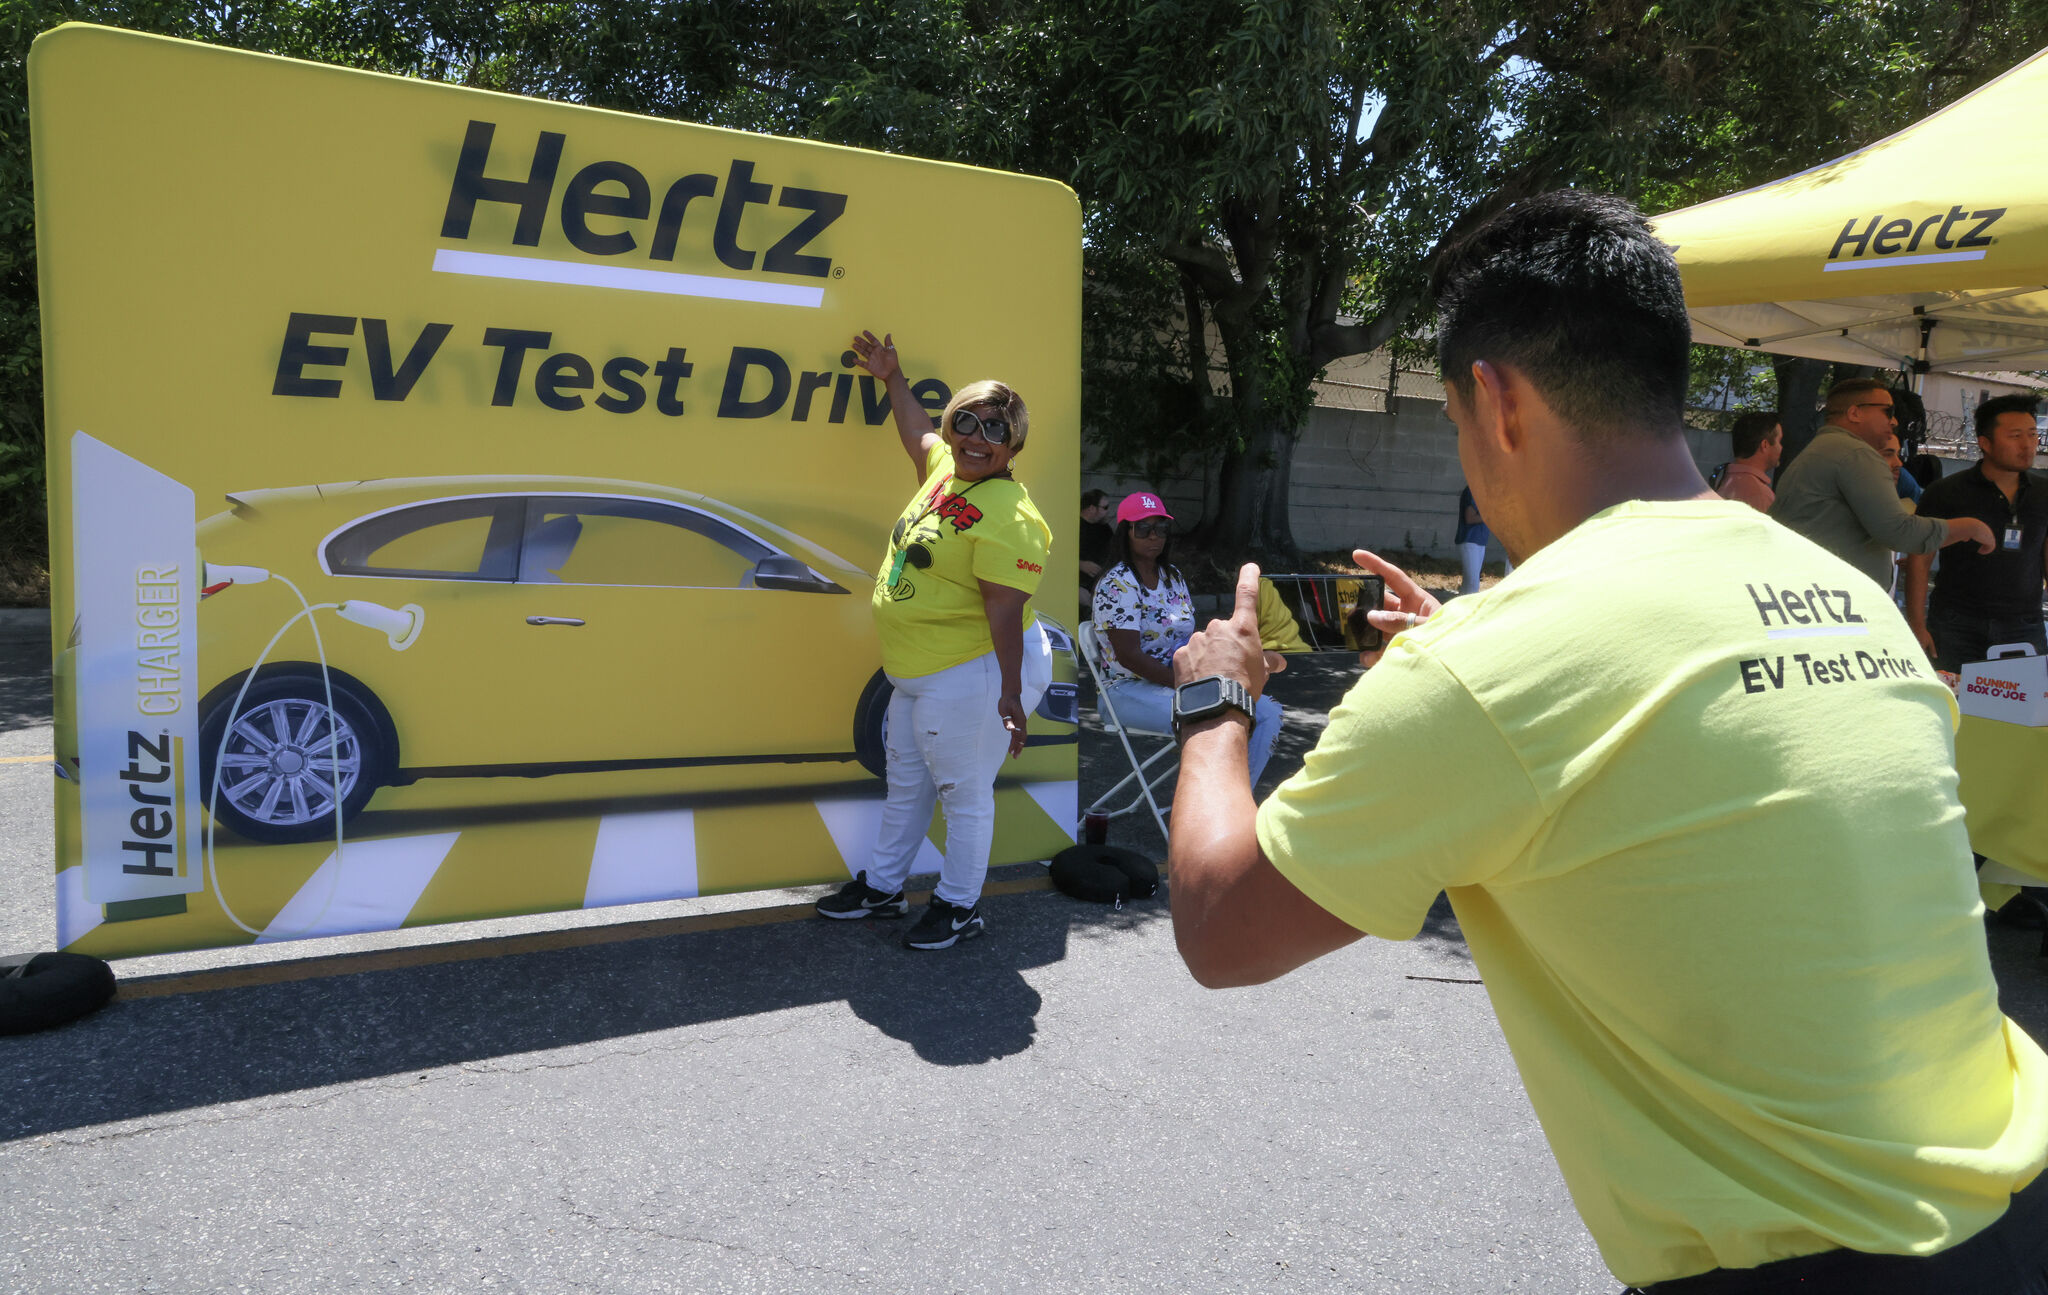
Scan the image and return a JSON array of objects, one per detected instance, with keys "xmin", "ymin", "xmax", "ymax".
[{"xmin": 555, "ymin": 1196, "xmax": 869, "ymax": 1282}]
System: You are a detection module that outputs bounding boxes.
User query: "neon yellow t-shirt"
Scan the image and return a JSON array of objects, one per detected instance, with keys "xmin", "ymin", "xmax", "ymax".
[
  {"xmin": 872, "ymin": 442, "xmax": 1048, "ymax": 677},
  {"xmin": 1255, "ymin": 499, "xmax": 2048, "ymax": 1288}
]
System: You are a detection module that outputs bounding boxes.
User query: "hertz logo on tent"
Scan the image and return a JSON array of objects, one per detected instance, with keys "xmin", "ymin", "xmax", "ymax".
[{"xmin": 1823, "ymin": 205, "xmax": 2005, "ymax": 273}]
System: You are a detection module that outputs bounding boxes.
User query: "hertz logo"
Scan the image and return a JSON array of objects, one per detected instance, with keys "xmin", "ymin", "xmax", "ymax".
[
  {"xmin": 434, "ymin": 120, "xmax": 847, "ymax": 309},
  {"xmin": 1824, "ymin": 205, "xmax": 2004, "ymax": 274}
]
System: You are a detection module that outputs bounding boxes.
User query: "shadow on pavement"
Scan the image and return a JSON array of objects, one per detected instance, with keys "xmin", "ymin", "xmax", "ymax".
[
  {"xmin": 1, "ymin": 886, "xmax": 1170, "ymax": 1141},
  {"xmin": 0, "ymin": 640, "xmax": 51, "ymax": 734},
  {"xmin": 1991, "ymin": 920, "xmax": 2048, "ymax": 1041}
]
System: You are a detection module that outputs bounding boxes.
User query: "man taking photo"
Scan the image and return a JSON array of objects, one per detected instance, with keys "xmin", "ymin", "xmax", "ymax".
[
  {"xmin": 1904, "ymin": 394, "xmax": 2048, "ymax": 670},
  {"xmin": 1165, "ymin": 191, "xmax": 2047, "ymax": 1294}
]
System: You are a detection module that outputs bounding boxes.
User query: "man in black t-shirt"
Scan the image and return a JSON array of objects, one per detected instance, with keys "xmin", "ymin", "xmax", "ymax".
[
  {"xmin": 1904, "ymin": 394, "xmax": 2048, "ymax": 671},
  {"xmin": 1079, "ymin": 489, "xmax": 1113, "ymax": 616}
]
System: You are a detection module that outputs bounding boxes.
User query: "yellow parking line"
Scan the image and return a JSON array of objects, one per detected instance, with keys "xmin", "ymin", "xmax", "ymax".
[
  {"xmin": 0, "ymin": 753, "xmax": 54, "ymax": 764},
  {"xmin": 115, "ymin": 873, "xmax": 1063, "ymax": 1000}
]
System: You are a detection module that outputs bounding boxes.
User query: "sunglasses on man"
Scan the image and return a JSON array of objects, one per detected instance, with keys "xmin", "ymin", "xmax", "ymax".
[{"xmin": 950, "ymin": 407, "xmax": 1014, "ymax": 445}]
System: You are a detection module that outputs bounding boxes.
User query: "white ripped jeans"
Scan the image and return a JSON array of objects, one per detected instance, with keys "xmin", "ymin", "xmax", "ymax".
[{"xmin": 869, "ymin": 622, "xmax": 1053, "ymax": 907}]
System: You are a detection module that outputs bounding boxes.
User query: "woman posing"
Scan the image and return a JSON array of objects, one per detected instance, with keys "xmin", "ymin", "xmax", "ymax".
[
  {"xmin": 814, "ymin": 331, "xmax": 1053, "ymax": 950},
  {"xmin": 1091, "ymin": 493, "xmax": 1284, "ymax": 786}
]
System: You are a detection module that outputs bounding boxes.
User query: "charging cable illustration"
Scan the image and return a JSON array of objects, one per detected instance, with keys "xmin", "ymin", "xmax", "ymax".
[{"xmin": 201, "ymin": 562, "xmax": 423, "ymax": 938}]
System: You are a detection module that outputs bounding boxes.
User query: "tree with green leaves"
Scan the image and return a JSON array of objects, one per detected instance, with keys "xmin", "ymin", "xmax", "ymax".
[
  {"xmin": 7, "ymin": 0, "xmax": 2048, "ymax": 583},
  {"xmin": 1035, "ymin": 0, "xmax": 2048, "ymax": 555}
]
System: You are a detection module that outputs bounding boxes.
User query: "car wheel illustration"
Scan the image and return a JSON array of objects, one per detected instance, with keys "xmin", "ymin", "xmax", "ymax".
[
  {"xmin": 854, "ymin": 669, "xmax": 892, "ymax": 778},
  {"xmin": 199, "ymin": 672, "xmax": 392, "ymax": 844}
]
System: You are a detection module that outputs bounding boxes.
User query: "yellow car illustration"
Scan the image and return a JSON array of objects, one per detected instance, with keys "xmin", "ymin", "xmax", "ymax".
[{"xmin": 179, "ymin": 476, "xmax": 1078, "ymax": 844}]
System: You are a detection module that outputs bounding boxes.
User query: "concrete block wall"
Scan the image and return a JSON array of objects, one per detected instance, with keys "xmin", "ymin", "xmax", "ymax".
[
  {"xmin": 1290, "ymin": 398, "xmax": 1469, "ymax": 556},
  {"xmin": 1083, "ymin": 402, "xmax": 1735, "ymax": 562}
]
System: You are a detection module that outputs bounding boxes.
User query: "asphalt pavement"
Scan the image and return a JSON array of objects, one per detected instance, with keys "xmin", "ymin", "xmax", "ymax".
[{"xmin": 4, "ymin": 614, "xmax": 2046, "ymax": 1294}]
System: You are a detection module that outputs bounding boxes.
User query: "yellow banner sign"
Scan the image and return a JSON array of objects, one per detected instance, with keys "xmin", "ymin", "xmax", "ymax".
[{"xmin": 34, "ymin": 24, "xmax": 1081, "ymax": 957}]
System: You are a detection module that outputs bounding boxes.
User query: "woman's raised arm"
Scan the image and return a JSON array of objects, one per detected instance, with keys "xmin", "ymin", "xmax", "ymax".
[{"xmin": 850, "ymin": 331, "xmax": 941, "ymax": 481}]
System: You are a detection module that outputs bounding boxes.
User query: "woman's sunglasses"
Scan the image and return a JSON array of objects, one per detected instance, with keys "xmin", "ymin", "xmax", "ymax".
[
  {"xmin": 950, "ymin": 408, "xmax": 1014, "ymax": 446},
  {"xmin": 1130, "ymin": 519, "xmax": 1170, "ymax": 538}
]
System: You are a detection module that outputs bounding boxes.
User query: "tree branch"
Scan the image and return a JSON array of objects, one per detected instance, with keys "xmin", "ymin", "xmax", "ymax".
[
  {"xmin": 1162, "ymin": 238, "xmax": 1242, "ymax": 303},
  {"xmin": 1309, "ymin": 291, "xmax": 1421, "ymax": 371}
]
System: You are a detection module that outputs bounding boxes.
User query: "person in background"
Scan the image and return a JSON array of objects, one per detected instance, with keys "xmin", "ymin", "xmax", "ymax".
[
  {"xmin": 1904, "ymin": 393, "xmax": 2048, "ymax": 670},
  {"xmin": 814, "ymin": 330, "xmax": 1053, "ymax": 950},
  {"xmin": 1091, "ymin": 492, "xmax": 1285, "ymax": 787},
  {"xmin": 1770, "ymin": 378, "xmax": 1994, "ymax": 590},
  {"xmin": 1079, "ymin": 489, "xmax": 1113, "ymax": 617},
  {"xmin": 1455, "ymin": 485, "xmax": 1493, "ymax": 595},
  {"xmin": 1879, "ymin": 430, "xmax": 1920, "ymax": 605},
  {"xmin": 1875, "ymin": 429, "xmax": 1919, "ymax": 499},
  {"xmin": 1716, "ymin": 411, "xmax": 1781, "ymax": 512},
  {"xmin": 1891, "ymin": 438, "xmax": 1923, "ymax": 505},
  {"xmin": 1163, "ymin": 192, "xmax": 2047, "ymax": 1294}
]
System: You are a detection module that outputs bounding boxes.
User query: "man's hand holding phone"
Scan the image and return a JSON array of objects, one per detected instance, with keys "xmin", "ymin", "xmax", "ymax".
[
  {"xmin": 1174, "ymin": 562, "xmax": 1270, "ymax": 704},
  {"xmin": 1353, "ymin": 549, "xmax": 1443, "ymax": 668}
]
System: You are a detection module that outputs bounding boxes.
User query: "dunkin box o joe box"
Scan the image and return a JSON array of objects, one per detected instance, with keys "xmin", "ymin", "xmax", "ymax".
[{"xmin": 1958, "ymin": 646, "xmax": 2048, "ymax": 727}]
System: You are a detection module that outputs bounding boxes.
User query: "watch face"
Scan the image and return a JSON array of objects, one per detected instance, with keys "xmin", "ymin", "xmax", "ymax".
[{"xmin": 1176, "ymin": 677, "xmax": 1224, "ymax": 716}]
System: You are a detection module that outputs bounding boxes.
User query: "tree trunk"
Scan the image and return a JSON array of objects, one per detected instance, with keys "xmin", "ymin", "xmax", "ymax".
[
  {"xmin": 1211, "ymin": 421, "xmax": 1262, "ymax": 558},
  {"xmin": 1208, "ymin": 307, "xmax": 1264, "ymax": 558},
  {"xmin": 1774, "ymin": 356, "xmax": 1829, "ymax": 468},
  {"xmin": 1212, "ymin": 446, "xmax": 1252, "ymax": 552},
  {"xmin": 1259, "ymin": 418, "xmax": 1300, "ymax": 557}
]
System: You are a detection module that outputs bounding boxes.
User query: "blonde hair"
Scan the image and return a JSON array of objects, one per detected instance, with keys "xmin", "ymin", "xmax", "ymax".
[{"xmin": 942, "ymin": 380, "xmax": 1030, "ymax": 454}]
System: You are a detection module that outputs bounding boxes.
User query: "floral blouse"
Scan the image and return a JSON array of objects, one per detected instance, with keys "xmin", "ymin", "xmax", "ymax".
[{"xmin": 1091, "ymin": 562, "xmax": 1196, "ymax": 686}]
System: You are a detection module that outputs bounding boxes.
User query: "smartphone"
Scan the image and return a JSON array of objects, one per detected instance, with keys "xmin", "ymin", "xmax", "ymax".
[{"xmin": 1342, "ymin": 575, "xmax": 1388, "ymax": 653}]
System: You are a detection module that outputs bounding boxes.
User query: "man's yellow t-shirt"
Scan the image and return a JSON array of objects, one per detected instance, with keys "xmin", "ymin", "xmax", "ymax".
[
  {"xmin": 1255, "ymin": 499, "xmax": 2048, "ymax": 1288},
  {"xmin": 872, "ymin": 442, "xmax": 1049, "ymax": 678}
]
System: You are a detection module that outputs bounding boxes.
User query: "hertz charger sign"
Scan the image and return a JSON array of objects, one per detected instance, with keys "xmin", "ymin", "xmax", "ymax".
[{"xmin": 33, "ymin": 24, "xmax": 1080, "ymax": 959}]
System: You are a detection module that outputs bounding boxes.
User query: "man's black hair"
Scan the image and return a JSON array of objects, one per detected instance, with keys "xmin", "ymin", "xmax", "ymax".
[
  {"xmin": 1082, "ymin": 488, "xmax": 1110, "ymax": 509},
  {"xmin": 1822, "ymin": 377, "xmax": 1891, "ymax": 416},
  {"xmin": 1431, "ymin": 190, "xmax": 1691, "ymax": 442},
  {"xmin": 1974, "ymin": 392, "xmax": 2041, "ymax": 440},
  {"xmin": 1729, "ymin": 411, "xmax": 1781, "ymax": 460}
]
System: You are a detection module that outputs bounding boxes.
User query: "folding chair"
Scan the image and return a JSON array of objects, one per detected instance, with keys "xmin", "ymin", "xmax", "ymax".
[{"xmin": 1079, "ymin": 621, "xmax": 1175, "ymax": 842}]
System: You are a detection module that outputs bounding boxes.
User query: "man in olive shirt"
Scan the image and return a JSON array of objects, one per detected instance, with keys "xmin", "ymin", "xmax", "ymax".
[
  {"xmin": 1770, "ymin": 378, "xmax": 1994, "ymax": 588},
  {"xmin": 1905, "ymin": 394, "xmax": 2048, "ymax": 669}
]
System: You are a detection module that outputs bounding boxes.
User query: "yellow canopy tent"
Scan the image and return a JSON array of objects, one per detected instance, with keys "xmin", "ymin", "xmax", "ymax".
[{"xmin": 1652, "ymin": 46, "xmax": 2048, "ymax": 373}]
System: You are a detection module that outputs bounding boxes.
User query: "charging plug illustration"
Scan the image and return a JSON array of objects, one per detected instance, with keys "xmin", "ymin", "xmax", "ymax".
[
  {"xmin": 337, "ymin": 600, "xmax": 425, "ymax": 651},
  {"xmin": 202, "ymin": 562, "xmax": 271, "ymax": 594}
]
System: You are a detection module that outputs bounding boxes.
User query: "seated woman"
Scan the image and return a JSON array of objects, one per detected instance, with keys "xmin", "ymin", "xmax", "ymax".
[{"xmin": 1090, "ymin": 492, "xmax": 1284, "ymax": 786}]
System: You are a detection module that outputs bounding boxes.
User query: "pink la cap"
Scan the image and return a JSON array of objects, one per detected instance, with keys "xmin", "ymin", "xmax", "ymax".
[{"xmin": 1117, "ymin": 492, "xmax": 1173, "ymax": 524}]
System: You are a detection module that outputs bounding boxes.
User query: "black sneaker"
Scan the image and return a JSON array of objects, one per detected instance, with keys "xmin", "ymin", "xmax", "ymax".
[
  {"xmin": 903, "ymin": 897, "xmax": 984, "ymax": 950},
  {"xmin": 816, "ymin": 871, "xmax": 909, "ymax": 920}
]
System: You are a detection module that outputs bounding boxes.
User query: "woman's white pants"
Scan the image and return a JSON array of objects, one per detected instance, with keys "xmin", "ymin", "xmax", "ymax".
[{"xmin": 868, "ymin": 622, "xmax": 1053, "ymax": 907}]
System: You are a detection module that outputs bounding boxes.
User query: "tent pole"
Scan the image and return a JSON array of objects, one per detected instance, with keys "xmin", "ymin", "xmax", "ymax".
[{"xmin": 1913, "ymin": 316, "xmax": 1935, "ymax": 395}]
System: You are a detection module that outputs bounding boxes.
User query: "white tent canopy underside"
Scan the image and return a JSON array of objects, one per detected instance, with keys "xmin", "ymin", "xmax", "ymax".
[{"xmin": 1688, "ymin": 285, "xmax": 2048, "ymax": 373}]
